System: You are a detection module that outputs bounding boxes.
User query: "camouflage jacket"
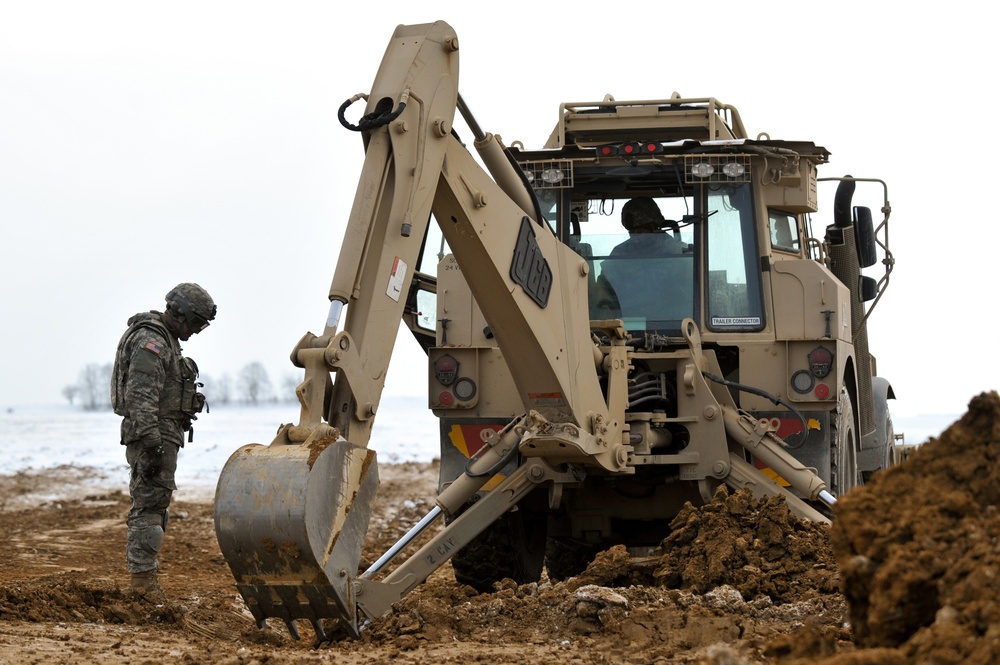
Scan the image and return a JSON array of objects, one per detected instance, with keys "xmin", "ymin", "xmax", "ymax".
[{"xmin": 111, "ymin": 311, "xmax": 202, "ymax": 448}]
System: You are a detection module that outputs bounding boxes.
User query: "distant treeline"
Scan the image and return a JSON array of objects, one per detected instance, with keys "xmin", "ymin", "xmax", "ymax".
[{"xmin": 64, "ymin": 361, "xmax": 300, "ymax": 410}]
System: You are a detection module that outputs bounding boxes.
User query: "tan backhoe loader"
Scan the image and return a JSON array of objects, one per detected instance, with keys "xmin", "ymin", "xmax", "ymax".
[{"xmin": 214, "ymin": 20, "xmax": 895, "ymax": 641}]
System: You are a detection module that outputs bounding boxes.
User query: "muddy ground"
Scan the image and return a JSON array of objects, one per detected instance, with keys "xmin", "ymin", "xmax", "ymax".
[{"xmin": 2, "ymin": 393, "xmax": 998, "ymax": 664}]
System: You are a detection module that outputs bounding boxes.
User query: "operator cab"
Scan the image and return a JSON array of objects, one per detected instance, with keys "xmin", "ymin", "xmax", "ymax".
[
  {"xmin": 538, "ymin": 182, "xmax": 765, "ymax": 340},
  {"xmin": 410, "ymin": 180, "xmax": 768, "ymax": 346}
]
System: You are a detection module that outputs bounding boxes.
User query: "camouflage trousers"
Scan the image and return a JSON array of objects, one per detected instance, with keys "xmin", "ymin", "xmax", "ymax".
[{"xmin": 124, "ymin": 441, "xmax": 179, "ymax": 574}]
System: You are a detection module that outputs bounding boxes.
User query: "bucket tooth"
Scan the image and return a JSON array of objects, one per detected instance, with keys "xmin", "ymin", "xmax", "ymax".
[
  {"xmin": 285, "ymin": 619, "xmax": 301, "ymax": 641},
  {"xmin": 214, "ymin": 438, "xmax": 379, "ymax": 638},
  {"xmin": 312, "ymin": 619, "xmax": 328, "ymax": 643}
]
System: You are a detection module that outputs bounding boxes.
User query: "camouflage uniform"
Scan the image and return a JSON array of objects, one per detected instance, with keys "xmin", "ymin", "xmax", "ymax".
[{"xmin": 111, "ymin": 287, "xmax": 213, "ymax": 577}]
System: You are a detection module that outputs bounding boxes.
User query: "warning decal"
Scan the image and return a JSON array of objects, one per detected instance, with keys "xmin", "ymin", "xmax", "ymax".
[{"xmin": 386, "ymin": 257, "xmax": 407, "ymax": 302}]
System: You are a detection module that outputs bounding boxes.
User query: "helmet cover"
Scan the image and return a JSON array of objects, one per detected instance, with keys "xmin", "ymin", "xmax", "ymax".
[{"xmin": 165, "ymin": 283, "xmax": 216, "ymax": 331}]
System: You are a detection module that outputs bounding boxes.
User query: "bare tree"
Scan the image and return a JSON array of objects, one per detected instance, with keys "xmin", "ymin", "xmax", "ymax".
[
  {"xmin": 200, "ymin": 372, "xmax": 233, "ymax": 407},
  {"xmin": 237, "ymin": 362, "xmax": 272, "ymax": 405},
  {"xmin": 281, "ymin": 372, "xmax": 302, "ymax": 403},
  {"xmin": 216, "ymin": 373, "xmax": 232, "ymax": 405},
  {"xmin": 79, "ymin": 363, "xmax": 113, "ymax": 411},
  {"xmin": 62, "ymin": 384, "xmax": 80, "ymax": 406}
]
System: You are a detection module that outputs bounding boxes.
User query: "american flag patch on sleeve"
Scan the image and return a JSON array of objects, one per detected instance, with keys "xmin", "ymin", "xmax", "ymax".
[{"xmin": 144, "ymin": 341, "xmax": 162, "ymax": 354}]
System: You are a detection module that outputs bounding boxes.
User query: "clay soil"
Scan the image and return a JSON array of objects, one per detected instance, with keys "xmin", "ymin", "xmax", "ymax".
[{"xmin": 2, "ymin": 393, "xmax": 998, "ymax": 664}]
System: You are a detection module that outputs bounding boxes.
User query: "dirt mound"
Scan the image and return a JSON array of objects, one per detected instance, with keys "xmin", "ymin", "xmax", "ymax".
[
  {"xmin": 12, "ymin": 395, "xmax": 1000, "ymax": 665},
  {"xmin": 0, "ymin": 459, "xmax": 857, "ymax": 664},
  {"xmin": 832, "ymin": 391, "xmax": 1000, "ymax": 662},
  {"xmin": 0, "ymin": 576, "xmax": 184, "ymax": 625},
  {"xmin": 359, "ymin": 485, "xmax": 847, "ymax": 662},
  {"xmin": 651, "ymin": 485, "xmax": 839, "ymax": 604},
  {"xmin": 366, "ymin": 550, "xmax": 849, "ymax": 661}
]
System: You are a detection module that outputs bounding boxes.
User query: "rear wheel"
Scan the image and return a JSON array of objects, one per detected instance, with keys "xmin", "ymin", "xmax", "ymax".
[
  {"xmin": 863, "ymin": 411, "xmax": 897, "ymax": 483},
  {"xmin": 831, "ymin": 386, "xmax": 861, "ymax": 496},
  {"xmin": 544, "ymin": 536, "xmax": 600, "ymax": 581},
  {"xmin": 450, "ymin": 492, "xmax": 547, "ymax": 593}
]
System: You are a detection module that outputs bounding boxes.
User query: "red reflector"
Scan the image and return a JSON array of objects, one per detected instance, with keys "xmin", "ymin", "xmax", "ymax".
[
  {"xmin": 438, "ymin": 391, "xmax": 454, "ymax": 406},
  {"xmin": 815, "ymin": 383, "xmax": 830, "ymax": 399}
]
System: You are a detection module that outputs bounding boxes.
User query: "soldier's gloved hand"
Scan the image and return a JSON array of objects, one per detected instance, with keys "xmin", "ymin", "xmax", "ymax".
[
  {"xmin": 139, "ymin": 447, "xmax": 165, "ymax": 479},
  {"xmin": 138, "ymin": 435, "xmax": 165, "ymax": 479}
]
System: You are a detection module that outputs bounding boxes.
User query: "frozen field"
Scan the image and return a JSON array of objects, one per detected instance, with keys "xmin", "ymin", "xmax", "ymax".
[
  {"xmin": 0, "ymin": 397, "xmax": 439, "ymax": 502},
  {"xmin": 0, "ymin": 398, "xmax": 956, "ymax": 504}
]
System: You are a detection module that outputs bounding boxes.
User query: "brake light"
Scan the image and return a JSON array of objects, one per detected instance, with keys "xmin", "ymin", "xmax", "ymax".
[
  {"xmin": 808, "ymin": 346, "xmax": 834, "ymax": 378},
  {"xmin": 595, "ymin": 142, "xmax": 663, "ymax": 157},
  {"xmin": 620, "ymin": 142, "xmax": 643, "ymax": 156},
  {"xmin": 434, "ymin": 354, "xmax": 458, "ymax": 386}
]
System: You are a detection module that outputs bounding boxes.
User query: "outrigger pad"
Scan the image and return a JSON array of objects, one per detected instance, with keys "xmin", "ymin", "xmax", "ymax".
[{"xmin": 214, "ymin": 439, "xmax": 379, "ymax": 637}]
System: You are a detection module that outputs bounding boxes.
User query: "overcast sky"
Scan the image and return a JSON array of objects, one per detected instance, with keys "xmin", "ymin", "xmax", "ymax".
[{"xmin": 1, "ymin": 1, "xmax": 993, "ymax": 427}]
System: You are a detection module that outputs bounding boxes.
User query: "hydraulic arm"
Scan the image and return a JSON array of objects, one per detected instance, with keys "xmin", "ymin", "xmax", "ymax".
[{"xmin": 214, "ymin": 20, "xmax": 627, "ymax": 639}]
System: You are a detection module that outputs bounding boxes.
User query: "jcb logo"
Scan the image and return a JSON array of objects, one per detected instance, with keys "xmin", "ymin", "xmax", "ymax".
[{"xmin": 510, "ymin": 217, "xmax": 552, "ymax": 308}]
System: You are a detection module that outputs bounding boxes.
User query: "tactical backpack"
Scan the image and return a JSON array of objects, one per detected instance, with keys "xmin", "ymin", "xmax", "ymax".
[{"xmin": 110, "ymin": 313, "xmax": 174, "ymax": 417}]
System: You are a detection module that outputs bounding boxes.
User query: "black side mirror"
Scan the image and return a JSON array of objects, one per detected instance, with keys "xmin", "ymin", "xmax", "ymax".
[
  {"xmin": 854, "ymin": 206, "xmax": 877, "ymax": 269},
  {"xmin": 860, "ymin": 275, "xmax": 878, "ymax": 302}
]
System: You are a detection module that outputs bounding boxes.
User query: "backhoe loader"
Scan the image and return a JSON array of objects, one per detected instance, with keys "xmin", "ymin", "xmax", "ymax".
[{"xmin": 214, "ymin": 20, "xmax": 896, "ymax": 640}]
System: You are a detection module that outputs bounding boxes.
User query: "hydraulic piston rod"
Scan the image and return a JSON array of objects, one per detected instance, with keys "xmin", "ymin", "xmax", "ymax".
[{"xmin": 722, "ymin": 405, "xmax": 835, "ymax": 508}]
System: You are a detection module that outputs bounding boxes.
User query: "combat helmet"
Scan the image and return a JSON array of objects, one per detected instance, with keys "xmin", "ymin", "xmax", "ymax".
[
  {"xmin": 621, "ymin": 197, "xmax": 665, "ymax": 232},
  {"xmin": 165, "ymin": 283, "xmax": 217, "ymax": 333}
]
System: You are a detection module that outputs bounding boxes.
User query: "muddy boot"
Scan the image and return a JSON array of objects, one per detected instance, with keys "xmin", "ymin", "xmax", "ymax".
[{"xmin": 131, "ymin": 570, "xmax": 163, "ymax": 597}]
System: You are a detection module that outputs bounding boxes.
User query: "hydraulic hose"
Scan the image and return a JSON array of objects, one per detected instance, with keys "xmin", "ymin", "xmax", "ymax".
[{"xmin": 702, "ymin": 372, "xmax": 809, "ymax": 448}]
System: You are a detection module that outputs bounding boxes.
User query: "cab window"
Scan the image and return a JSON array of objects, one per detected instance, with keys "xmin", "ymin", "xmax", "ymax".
[
  {"xmin": 705, "ymin": 184, "xmax": 765, "ymax": 331},
  {"xmin": 769, "ymin": 210, "xmax": 801, "ymax": 253}
]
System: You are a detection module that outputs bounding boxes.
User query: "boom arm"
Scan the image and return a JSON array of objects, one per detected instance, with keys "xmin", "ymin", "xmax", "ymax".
[
  {"xmin": 293, "ymin": 22, "xmax": 621, "ymax": 460},
  {"xmin": 290, "ymin": 22, "xmax": 462, "ymax": 448}
]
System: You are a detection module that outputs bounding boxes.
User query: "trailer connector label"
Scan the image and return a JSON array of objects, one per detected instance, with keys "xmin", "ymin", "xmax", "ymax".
[{"xmin": 711, "ymin": 317, "xmax": 761, "ymax": 326}]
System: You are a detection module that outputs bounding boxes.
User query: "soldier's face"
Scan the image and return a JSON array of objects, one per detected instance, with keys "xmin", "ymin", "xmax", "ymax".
[
  {"xmin": 173, "ymin": 315, "xmax": 208, "ymax": 341},
  {"xmin": 163, "ymin": 311, "xmax": 188, "ymax": 340},
  {"xmin": 186, "ymin": 312, "xmax": 211, "ymax": 333}
]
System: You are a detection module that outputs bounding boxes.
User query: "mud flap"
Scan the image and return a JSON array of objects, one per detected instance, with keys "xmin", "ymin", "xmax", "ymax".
[{"xmin": 214, "ymin": 438, "xmax": 379, "ymax": 639}]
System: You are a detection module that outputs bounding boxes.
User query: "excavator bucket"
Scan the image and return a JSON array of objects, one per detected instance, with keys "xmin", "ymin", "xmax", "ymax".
[{"xmin": 213, "ymin": 436, "xmax": 378, "ymax": 639}]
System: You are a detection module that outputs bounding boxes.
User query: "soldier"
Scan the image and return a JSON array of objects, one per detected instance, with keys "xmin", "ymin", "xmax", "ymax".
[
  {"xmin": 110, "ymin": 283, "xmax": 217, "ymax": 594},
  {"xmin": 592, "ymin": 198, "xmax": 689, "ymax": 318},
  {"xmin": 609, "ymin": 196, "xmax": 685, "ymax": 256}
]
